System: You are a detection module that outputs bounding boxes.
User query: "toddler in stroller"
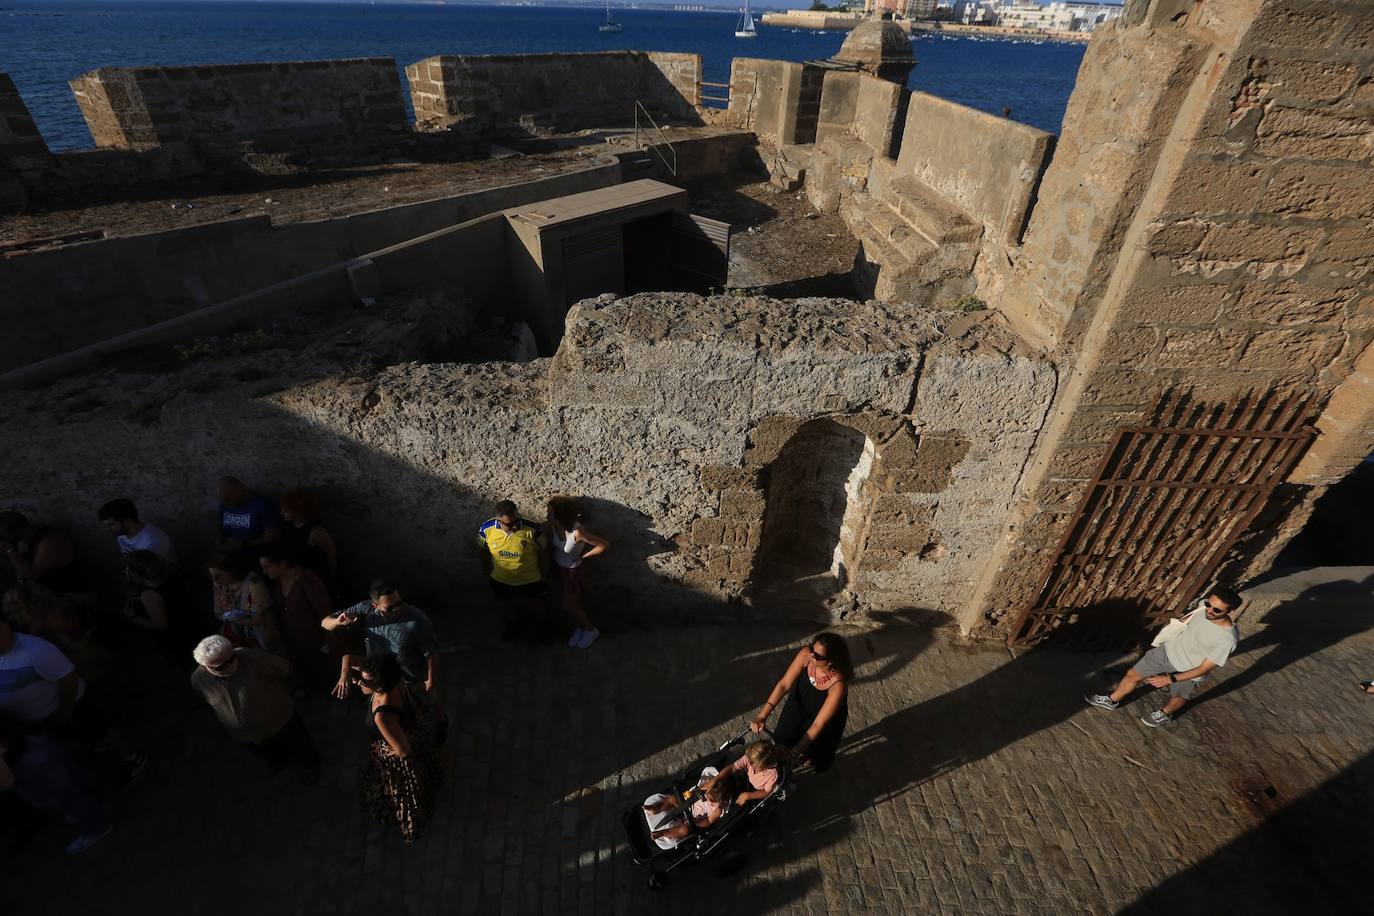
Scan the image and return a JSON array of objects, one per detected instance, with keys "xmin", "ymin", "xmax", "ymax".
[
  {"xmin": 624, "ymin": 729, "xmax": 792, "ymax": 889},
  {"xmin": 704, "ymin": 738, "xmax": 780, "ymax": 808},
  {"xmin": 642, "ymin": 769, "xmax": 730, "ymax": 846}
]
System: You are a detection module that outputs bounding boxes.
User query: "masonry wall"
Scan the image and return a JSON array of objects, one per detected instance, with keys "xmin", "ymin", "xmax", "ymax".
[
  {"xmin": 406, "ymin": 52, "xmax": 701, "ymax": 136},
  {"xmin": 0, "ymin": 73, "xmax": 51, "ymax": 209},
  {"xmin": 0, "ymin": 295, "xmax": 1054, "ymax": 624},
  {"xmin": 725, "ymin": 58, "xmax": 824, "ymax": 147},
  {"xmin": 0, "ymin": 161, "xmax": 621, "ymax": 373},
  {"xmin": 70, "ymin": 59, "xmax": 409, "ymax": 153},
  {"xmin": 967, "ymin": 0, "xmax": 1374, "ymax": 638}
]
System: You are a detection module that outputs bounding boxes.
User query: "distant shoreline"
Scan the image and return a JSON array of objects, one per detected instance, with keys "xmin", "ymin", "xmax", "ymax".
[{"xmin": 760, "ymin": 11, "xmax": 1094, "ymax": 44}]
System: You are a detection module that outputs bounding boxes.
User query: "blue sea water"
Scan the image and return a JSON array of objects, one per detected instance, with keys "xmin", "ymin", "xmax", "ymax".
[{"xmin": 0, "ymin": 1, "xmax": 1086, "ymax": 151}]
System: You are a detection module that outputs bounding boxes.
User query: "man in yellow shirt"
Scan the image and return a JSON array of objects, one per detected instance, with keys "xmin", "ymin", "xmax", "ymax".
[{"xmin": 477, "ymin": 499, "xmax": 548, "ymax": 642}]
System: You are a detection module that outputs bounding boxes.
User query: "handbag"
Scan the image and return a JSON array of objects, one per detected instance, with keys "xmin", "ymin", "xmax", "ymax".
[{"xmin": 1150, "ymin": 606, "xmax": 1199, "ymax": 647}]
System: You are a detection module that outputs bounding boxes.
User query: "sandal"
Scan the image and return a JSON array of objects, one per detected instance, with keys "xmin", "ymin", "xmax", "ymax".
[{"xmin": 1358, "ymin": 680, "xmax": 1374, "ymax": 694}]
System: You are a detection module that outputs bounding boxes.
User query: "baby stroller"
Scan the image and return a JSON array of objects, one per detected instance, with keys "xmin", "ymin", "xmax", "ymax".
[{"xmin": 622, "ymin": 727, "xmax": 792, "ymax": 889}]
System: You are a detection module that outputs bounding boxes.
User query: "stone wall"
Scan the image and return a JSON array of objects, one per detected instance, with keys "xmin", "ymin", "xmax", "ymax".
[
  {"xmin": 0, "ymin": 162, "xmax": 621, "ymax": 374},
  {"xmin": 405, "ymin": 52, "xmax": 701, "ymax": 136},
  {"xmin": 967, "ymin": 0, "xmax": 1374, "ymax": 638},
  {"xmin": 70, "ymin": 59, "xmax": 409, "ymax": 154},
  {"xmin": 0, "ymin": 73, "xmax": 51, "ymax": 209},
  {"xmin": 896, "ymin": 92, "xmax": 1055, "ymax": 244},
  {"xmin": 725, "ymin": 58, "xmax": 823, "ymax": 147},
  {"xmin": 0, "ymin": 294, "xmax": 1053, "ymax": 624}
]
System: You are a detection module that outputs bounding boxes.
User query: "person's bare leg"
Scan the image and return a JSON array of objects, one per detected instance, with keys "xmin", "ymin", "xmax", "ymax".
[
  {"xmin": 1109, "ymin": 668, "xmax": 1144, "ymax": 703},
  {"xmin": 565, "ymin": 581, "xmax": 594, "ymax": 631},
  {"xmin": 651, "ymin": 822, "xmax": 691, "ymax": 842},
  {"xmin": 1161, "ymin": 695, "xmax": 1187, "ymax": 717}
]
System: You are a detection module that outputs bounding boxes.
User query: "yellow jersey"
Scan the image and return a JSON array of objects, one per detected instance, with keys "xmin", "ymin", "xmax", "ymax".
[{"xmin": 477, "ymin": 517, "xmax": 544, "ymax": 585}]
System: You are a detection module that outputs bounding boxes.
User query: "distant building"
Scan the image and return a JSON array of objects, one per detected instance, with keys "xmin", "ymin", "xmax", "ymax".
[
  {"xmin": 906, "ymin": 0, "xmax": 939, "ymax": 18},
  {"xmin": 996, "ymin": 1, "xmax": 1121, "ymax": 32}
]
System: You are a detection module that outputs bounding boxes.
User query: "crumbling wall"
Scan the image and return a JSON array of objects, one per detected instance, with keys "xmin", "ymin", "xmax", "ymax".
[
  {"xmin": 968, "ymin": 0, "xmax": 1374, "ymax": 638},
  {"xmin": 70, "ymin": 59, "xmax": 409, "ymax": 155},
  {"xmin": 0, "ymin": 294, "xmax": 1053, "ymax": 623},
  {"xmin": 406, "ymin": 52, "xmax": 702, "ymax": 136}
]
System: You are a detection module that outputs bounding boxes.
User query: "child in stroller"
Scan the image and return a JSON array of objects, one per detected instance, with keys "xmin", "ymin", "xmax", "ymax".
[
  {"xmin": 623, "ymin": 729, "xmax": 792, "ymax": 889},
  {"xmin": 642, "ymin": 769, "xmax": 730, "ymax": 846}
]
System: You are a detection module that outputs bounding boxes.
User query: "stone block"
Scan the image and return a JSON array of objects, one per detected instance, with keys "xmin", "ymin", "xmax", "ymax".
[
  {"xmin": 743, "ymin": 416, "xmax": 803, "ymax": 466},
  {"xmin": 1255, "ymin": 106, "xmax": 1373, "ymax": 160},
  {"xmin": 1078, "ymin": 369, "xmax": 1163, "ymax": 408},
  {"xmin": 1227, "ymin": 281, "xmax": 1354, "ymax": 325},
  {"xmin": 1319, "ymin": 223, "xmax": 1374, "ymax": 262},
  {"xmin": 1121, "ymin": 283, "xmax": 1230, "ymax": 324},
  {"xmin": 1156, "ymin": 328, "xmax": 1246, "ymax": 368},
  {"xmin": 870, "ymin": 494, "xmax": 936, "ymax": 527},
  {"xmin": 1098, "ymin": 327, "xmax": 1159, "ymax": 365},
  {"xmin": 719, "ymin": 488, "xmax": 765, "ymax": 519},
  {"xmin": 1146, "ymin": 220, "xmax": 1208, "ymax": 256},
  {"xmin": 1197, "ymin": 222, "xmax": 1324, "ymax": 265},
  {"xmin": 1046, "ymin": 445, "xmax": 1110, "ymax": 480},
  {"xmin": 1247, "ymin": 4, "xmax": 1349, "ymax": 49},
  {"xmin": 1260, "ymin": 164, "xmax": 1374, "ymax": 219},
  {"xmin": 869, "ymin": 521, "xmax": 936, "ymax": 553},
  {"xmin": 1062, "ymin": 408, "xmax": 1148, "ymax": 444},
  {"xmin": 1265, "ymin": 58, "xmax": 1359, "ymax": 102},
  {"xmin": 699, "ymin": 465, "xmax": 759, "ymax": 493},
  {"xmin": 690, "ymin": 516, "xmax": 726, "ymax": 547},
  {"xmin": 1235, "ymin": 328, "xmax": 1345, "ymax": 370},
  {"xmin": 1161, "ymin": 159, "xmax": 1267, "ymax": 217}
]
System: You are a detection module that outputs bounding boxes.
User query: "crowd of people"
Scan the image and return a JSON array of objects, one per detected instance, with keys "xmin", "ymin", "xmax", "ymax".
[{"xmin": 0, "ymin": 480, "xmax": 618, "ymax": 851}]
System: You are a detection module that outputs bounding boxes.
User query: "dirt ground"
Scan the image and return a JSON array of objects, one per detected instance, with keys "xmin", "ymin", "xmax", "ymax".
[{"xmin": 687, "ymin": 176, "xmax": 861, "ymax": 298}]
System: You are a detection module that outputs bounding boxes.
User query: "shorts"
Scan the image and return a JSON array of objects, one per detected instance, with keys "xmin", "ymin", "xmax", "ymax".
[
  {"xmin": 489, "ymin": 577, "xmax": 546, "ymax": 602},
  {"xmin": 1132, "ymin": 646, "xmax": 1204, "ymax": 700}
]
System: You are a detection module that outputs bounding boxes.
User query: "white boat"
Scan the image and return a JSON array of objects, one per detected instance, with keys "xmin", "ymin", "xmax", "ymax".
[
  {"xmin": 735, "ymin": 1, "xmax": 756, "ymax": 38},
  {"xmin": 599, "ymin": 0, "xmax": 622, "ymax": 33}
]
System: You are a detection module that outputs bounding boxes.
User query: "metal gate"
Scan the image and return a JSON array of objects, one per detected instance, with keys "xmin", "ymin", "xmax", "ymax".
[{"xmin": 1007, "ymin": 390, "xmax": 1316, "ymax": 649}]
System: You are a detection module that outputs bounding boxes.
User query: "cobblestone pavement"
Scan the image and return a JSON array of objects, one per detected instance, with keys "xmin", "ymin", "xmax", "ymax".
[{"xmin": 7, "ymin": 597, "xmax": 1373, "ymax": 916}]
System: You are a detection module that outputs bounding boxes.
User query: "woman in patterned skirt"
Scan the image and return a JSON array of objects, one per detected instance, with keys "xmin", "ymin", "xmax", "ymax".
[{"xmin": 349, "ymin": 654, "xmax": 442, "ymax": 843}]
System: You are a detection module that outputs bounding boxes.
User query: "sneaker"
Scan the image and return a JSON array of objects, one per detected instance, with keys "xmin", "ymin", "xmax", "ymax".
[
  {"xmin": 575, "ymin": 628, "xmax": 600, "ymax": 649},
  {"xmin": 65, "ymin": 826, "xmax": 112, "ymax": 855},
  {"xmin": 567, "ymin": 628, "xmax": 585, "ymax": 648},
  {"xmin": 1141, "ymin": 710, "xmax": 1173, "ymax": 728},
  {"xmin": 117, "ymin": 753, "xmax": 149, "ymax": 790},
  {"xmin": 1083, "ymin": 694, "xmax": 1119, "ymax": 711}
]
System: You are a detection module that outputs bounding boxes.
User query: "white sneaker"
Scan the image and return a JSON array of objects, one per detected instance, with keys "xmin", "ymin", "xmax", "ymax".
[
  {"xmin": 567, "ymin": 628, "xmax": 584, "ymax": 648},
  {"xmin": 575, "ymin": 628, "xmax": 600, "ymax": 649}
]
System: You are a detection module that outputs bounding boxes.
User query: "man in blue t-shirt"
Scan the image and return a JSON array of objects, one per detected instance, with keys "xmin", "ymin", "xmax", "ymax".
[
  {"xmin": 216, "ymin": 476, "xmax": 281, "ymax": 557},
  {"xmin": 323, "ymin": 578, "xmax": 451, "ymax": 744}
]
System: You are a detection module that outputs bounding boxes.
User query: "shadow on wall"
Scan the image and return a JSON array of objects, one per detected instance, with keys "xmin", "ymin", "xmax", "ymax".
[{"xmin": 1118, "ymin": 748, "xmax": 1374, "ymax": 914}]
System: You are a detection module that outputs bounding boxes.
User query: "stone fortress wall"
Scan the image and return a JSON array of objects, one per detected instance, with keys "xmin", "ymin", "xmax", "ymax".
[
  {"xmin": 3, "ymin": 0, "xmax": 1374, "ymax": 640},
  {"xmin": 0, "ymin": 49, "xmax": 704, "ymax": 205},
  {"xmin": 406, "ymin": 51, "xmax": 702, "ymax": 135}
]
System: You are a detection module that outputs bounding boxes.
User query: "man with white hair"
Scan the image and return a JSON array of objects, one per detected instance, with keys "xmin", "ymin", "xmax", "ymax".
[{"xmin": 190, "ymin": 635, "xmax": 320, "ymax": 785}]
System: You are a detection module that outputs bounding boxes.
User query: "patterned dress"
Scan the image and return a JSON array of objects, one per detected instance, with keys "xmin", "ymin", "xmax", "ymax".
[{"xmin": 360, "ymin": 686, "xmax": 442, "ymax": 843}]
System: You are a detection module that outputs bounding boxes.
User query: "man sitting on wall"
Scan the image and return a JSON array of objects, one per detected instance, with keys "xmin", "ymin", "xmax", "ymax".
[
  {"xmin": 1084, "ymin": 585, "xmax": 1242, "ymax": 727},
  {"xmin": 216, "ymin": 477, "xmax": 282, "ymax": 559}
]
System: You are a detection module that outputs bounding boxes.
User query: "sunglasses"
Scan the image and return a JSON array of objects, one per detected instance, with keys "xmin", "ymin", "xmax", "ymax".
[
  {"xmin": 351, "ymin": 674, "xmax": 379, "ymax": 688},
  {"xmin": 811, "ymin": 649, "xmax": 830, "ymax": 664}
]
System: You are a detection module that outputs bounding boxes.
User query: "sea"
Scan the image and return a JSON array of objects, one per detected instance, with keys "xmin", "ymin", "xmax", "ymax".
[{"xmin": 0, "ymin": 1, "xmax": 1087, "ymax": 152}]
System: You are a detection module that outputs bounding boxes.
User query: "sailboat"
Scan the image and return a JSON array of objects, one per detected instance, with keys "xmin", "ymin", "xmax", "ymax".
[
  {"xmin": 599, "ymin": 0, "xmax": 623, "ymax": 33},
  {"xmin": 735, "ymin": 0, "xmax": 757, "ymax": 38}
]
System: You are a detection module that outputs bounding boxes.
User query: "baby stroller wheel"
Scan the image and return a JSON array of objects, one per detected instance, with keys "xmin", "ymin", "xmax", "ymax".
[{"xmin": 647, "ymin": 870, "xmax": 669, "ymax": 891}]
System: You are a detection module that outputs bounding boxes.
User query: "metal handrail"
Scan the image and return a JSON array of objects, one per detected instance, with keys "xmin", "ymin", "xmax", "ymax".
[{"xmin": 633, "ymin": 100, "xmax": 677, "ymax": 177}]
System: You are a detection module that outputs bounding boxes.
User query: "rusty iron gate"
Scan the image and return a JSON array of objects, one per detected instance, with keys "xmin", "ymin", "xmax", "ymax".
[{"xmin": 1008, "ymin": 390, "xmax": 1316, "ymax": 649}]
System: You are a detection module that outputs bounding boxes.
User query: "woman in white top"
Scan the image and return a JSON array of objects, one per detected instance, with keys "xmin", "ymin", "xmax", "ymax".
[{"xmin": 546, "ymin": 496, "xmax": 610, "ymax": 649}]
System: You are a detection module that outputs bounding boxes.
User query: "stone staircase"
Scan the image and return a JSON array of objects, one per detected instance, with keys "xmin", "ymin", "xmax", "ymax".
[{"xmin": 841, "ymin": 161, "xmax": 983, "ymax": 305}]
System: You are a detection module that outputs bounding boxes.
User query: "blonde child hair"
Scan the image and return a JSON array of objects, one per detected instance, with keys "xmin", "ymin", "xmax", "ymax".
[{"xmin": 745, "ymin": 739, "xmax": 780, "ymax": 770}]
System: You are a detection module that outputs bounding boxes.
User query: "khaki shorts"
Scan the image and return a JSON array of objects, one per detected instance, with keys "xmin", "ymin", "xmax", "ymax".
[{"xmin": 1132, "ymin": 646, "xmax": 1205, "ymax": 700}]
